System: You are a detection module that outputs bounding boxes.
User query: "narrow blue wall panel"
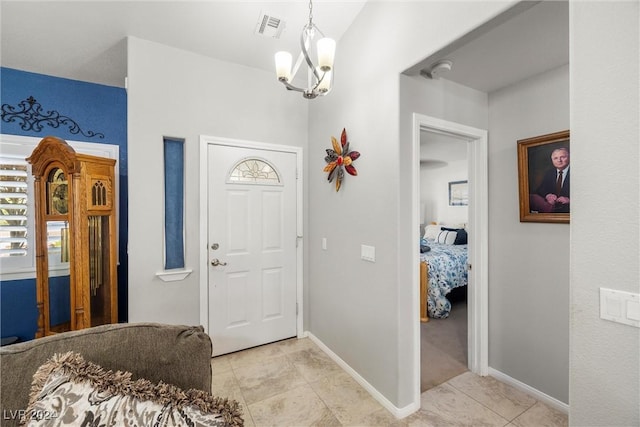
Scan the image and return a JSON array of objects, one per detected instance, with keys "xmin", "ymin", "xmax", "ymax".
[
  {"xmin": 0, "ymin": 67, "xmax": 127, "ymax": 340},
  {"xmin": 164, "ymin": 138, "xmax": 185, "ymax": 270}
]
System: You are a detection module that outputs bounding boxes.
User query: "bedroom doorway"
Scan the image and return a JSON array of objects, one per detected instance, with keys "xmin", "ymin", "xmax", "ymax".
[
  {"xmin": 412, "ymin": 114, "xmax": 488, "ymax": 398},
  {"xmin": 420, "ymin": 129, "xmax": 470, "ymax": 391}
]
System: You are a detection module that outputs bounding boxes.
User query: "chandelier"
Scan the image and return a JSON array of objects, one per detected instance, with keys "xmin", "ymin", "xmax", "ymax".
[{"xmin": 274, "ymin": 0, "xmax": 336, "ymax": 99}]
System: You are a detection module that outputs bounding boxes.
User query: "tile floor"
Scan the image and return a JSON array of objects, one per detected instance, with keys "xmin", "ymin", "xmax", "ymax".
[{"xmin": 211, "ymin": 337, "xmax": 568, "ymax": 427}]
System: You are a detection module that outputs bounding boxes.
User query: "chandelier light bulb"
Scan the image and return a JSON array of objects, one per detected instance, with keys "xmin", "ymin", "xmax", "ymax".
[
  {"xmin": 317, "ymin": 69, "xmax": 332, "ymax": 93},
  {"xmin": 275, "ymin": 51, "xmax": 293, "ymax": 81},
  {"xmin": 317, "ymin": 38, "xmax": 336, "ymax": 72}
]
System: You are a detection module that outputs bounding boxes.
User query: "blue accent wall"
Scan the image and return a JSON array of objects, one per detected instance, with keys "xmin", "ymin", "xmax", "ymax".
[
  {"xmin": 0, "ymin": 67, "xmax": 128, "ymax": 341},
  {"xmin": 0, "ymin": 279, "xmax": 38, "ymax": 341}
]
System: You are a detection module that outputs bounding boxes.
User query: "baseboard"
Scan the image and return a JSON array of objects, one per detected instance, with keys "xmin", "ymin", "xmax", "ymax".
[
  {"xmin": 305, "ymin": 331, "xmax": 419, "ymax": 419},
  {"xmin": 488, "ymin": 368, "xmax": 569, "ymax": 414}
]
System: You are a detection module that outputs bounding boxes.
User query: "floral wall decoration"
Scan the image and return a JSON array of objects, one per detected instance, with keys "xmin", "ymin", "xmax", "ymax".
[{"xmin": 323, "ymin": 128, "xmax": 361, "ymax": 191}]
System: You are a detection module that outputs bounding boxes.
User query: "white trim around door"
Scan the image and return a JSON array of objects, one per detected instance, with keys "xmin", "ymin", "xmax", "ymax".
[
  {"xmin": 411, "ymin": 114, "xmax": 489, "ymax": 406},
  {"xmin": 199, "ymin": 136, "xmax": 304, "ymax": 344}
]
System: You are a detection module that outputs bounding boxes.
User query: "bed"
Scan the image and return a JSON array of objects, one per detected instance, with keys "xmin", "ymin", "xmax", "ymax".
[{"xmin": 419, "ymin": 226, "xmax": 468, "ymax": 320}]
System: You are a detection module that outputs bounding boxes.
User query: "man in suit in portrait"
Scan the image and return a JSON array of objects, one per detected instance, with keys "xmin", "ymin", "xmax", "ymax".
[{"xmin": 529, "ymin": 147, "xmax": 570, "ymax": 213}]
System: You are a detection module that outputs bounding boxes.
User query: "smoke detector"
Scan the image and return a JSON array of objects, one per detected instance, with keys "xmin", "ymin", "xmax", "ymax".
[
  {"xmin": 420, "ymin": 59, "xmax": 453, "ymax": 79},
  {"xmin": 255, "ymin": 12, "xmax": 286, "ymax": 39}
]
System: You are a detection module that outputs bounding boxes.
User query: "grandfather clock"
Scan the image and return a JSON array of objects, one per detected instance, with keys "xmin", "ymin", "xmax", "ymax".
[{"xmin": 27, "ymin": 136, "xmax": 117, "ymax": 337}]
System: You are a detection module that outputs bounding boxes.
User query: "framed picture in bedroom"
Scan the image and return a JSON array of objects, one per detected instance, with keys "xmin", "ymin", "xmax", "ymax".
[
  {"xmin": 448, "ymin": 180, "xmax": 468, "ymax": 206},
  {"xmin": 517, "ymin": 130, "xmax": 570, "ymax": 223}
]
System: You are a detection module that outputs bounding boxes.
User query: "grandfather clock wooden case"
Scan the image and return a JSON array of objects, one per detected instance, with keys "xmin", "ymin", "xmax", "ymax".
[{"xmin": 28, "ymin": 136, "xmax": 118, "ymax": 337}]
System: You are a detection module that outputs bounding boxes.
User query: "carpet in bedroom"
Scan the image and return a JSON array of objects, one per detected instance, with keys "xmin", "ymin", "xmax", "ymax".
[{"xmin": 421, "ymin": 297, "xmax": 468, "ymax": 392}]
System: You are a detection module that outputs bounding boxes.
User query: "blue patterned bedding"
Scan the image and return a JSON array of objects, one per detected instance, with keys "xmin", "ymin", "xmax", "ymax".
[{"xmin": 420, "ymin": 240, "xmax": 468, "ymax": 318}]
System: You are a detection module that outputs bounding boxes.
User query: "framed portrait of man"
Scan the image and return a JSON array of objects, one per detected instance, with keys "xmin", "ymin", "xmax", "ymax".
[{"xmin": 517, "ymin": 130, "xmax": 570, "ymax": 223}]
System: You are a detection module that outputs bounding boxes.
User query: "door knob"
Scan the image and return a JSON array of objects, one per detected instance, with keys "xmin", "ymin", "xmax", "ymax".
[{"xmin": 210, "ymin": 258, "xmax": 227, "ymax": 266}]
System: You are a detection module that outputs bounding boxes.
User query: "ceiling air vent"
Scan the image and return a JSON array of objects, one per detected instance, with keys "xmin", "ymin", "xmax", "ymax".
[{"xmin": 255, "ymin": 12, "xmax": 285, "ymax": 39}]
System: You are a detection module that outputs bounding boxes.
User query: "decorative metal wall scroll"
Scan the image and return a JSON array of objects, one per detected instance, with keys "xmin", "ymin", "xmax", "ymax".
[
  {"xmin": 1, "ymin": 96, "xmax": 105, "ymax": 139},
  {"xmin": 323, "ymin": 128, "xmax": 360, "ymax": 192}
]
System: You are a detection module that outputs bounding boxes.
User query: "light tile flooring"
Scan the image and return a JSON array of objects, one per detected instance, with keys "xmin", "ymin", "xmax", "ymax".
[{"xmin": 211, "ymin": 337, "xmax": 568, "ymax": 427}]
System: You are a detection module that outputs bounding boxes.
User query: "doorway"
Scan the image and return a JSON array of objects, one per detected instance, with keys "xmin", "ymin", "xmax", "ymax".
[
  {"xmin": 198, "ymin": 136, "xmax": 304, "ymax": 356},
  {"xmin": 419, "ymin": 129, "xmax": 470, "ymax": 391},
  {"xmin": 411, "ymin": 114, "xmax": 488, "ymax": 402}
]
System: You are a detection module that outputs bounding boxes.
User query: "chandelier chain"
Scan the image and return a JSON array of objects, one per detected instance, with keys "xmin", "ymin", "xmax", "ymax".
[{"xmin": 308, "ymin": 0, "xmax": 313, "ymax": 25}]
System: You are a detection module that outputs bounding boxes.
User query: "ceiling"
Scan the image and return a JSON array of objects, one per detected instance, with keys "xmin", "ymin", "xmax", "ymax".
[
  {"xmin": 406, "ymin": 0, "xmax": 569, "ymax": 94},
  {"xmin": 2, "ymin": 1, "xmax": 568, "ymax": 91},
  {"xmin": 420, "ymin": 131, "xmax": 468, "ymax": 169},
  {"xmin": 415, "ymin": 0, "xmax": 568, "ymax": 163},
  {"xmin": 0, "ymin": 1, "xmax": 367, "ymax": 88},
  {"xmin": 2, "ymin": 1, "xmax": 568, "ymax": 165}
]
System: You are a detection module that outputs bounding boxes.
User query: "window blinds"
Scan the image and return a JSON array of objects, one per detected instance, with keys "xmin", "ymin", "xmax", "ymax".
[{"xmin": 0, "ymin": 156, "xmax": 29, "ymax": 257}]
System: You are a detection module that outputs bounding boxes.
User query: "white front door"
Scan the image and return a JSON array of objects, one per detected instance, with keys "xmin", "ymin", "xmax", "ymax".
[{"xmin": 207, "ymin": 143, "xmax": 298, "ymax": 356}]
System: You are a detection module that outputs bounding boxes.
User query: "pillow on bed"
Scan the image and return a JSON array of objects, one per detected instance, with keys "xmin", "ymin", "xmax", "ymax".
[
  {"xmin": 442, "ymin": 223, "xmax": 465, "ymax": 229},
  {"xmin": 442, "ymin": 227, "xmax": 468, "ymax": 245},
  {"xmin": 436, "ymin": 230, "xmax": 457, "ymax": 245},
  {"xmin": 423, "ymin": 224, "xmax": 441, "ymax": 240},
  {"xmin": 454, "ymin": 228, "xmax": 468, "ymax": 245}
]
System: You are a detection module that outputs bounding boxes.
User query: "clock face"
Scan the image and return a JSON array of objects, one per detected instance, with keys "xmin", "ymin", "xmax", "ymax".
[
  {"xmin": 51, "ymin": 183, "xmax": 68, "ymax": 215},
  {"xmin": 48, "ymin": 168, "xmax": 68, "ymax": 215}
]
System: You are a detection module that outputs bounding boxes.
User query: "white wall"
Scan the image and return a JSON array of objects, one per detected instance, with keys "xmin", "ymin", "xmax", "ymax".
[
  {"xmin": 488, "ymin": 64, "xmax": 570, "ymax": 403},
  {"xmin": 570, "ymin": 2, "xmax": 639, "ymax": 425},
  {"xmin": 121, "ymin": 1, "xmax": 640, "ymax": 421},
  {"xmin": 420, "ymin": 159, "xmax": 468, "ymax": 226},
  {"xmin": 126, "ymin": 37, "xmax": 308, "ymax": 325},
  {"xmin": 308, "ymin": 1, "xmax": 513, "ymax": 409},
  {"xmin": 406, "ymin": 74, "xmax": 484, "ymax": 228}
]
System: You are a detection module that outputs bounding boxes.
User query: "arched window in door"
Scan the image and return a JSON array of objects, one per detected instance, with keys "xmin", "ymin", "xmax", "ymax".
[{"xmin": 227, "ymin": 158, "xmax": 281, "ymax": 185}]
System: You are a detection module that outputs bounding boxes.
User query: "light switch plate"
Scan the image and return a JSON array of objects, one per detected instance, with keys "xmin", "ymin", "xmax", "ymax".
[
  {"xmin": 600, "ymin": 288, "xmax": 640, "ymax": 328},
  {"xmin": 361, "ymin": 245, "xmax": 375, "ymax": 262}
]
